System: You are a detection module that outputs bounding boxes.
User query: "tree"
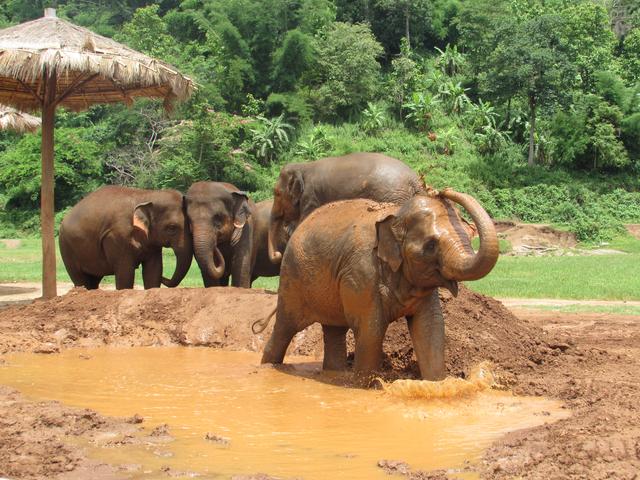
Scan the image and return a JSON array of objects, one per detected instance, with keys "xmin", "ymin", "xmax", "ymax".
[
  {"xmin": 621, "ymin": 28, "xmax": 640, "ymax": 83},
  {"xmin": 271, "ymin": 29, "xmax": 313, "ymax": 92},
  {"xmin": 307, "ymin": 22, "xmax": 384, "ymax": 120},
  {"xmin": 483, "ymin": 13, "xmax": 576, "ymax": 166},
  {"xmin": 559, "ymin": 2, "xmax": 616, "ymax": 90}
]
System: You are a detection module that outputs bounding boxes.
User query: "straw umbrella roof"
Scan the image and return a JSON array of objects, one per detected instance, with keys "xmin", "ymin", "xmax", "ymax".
[
  {"xmin": 0, "ymin": 10, "xmax": 194, "ymax": 112},
  {"xmin": 0, "ymin": 105, "xmax": 40, "ymax": 133}
]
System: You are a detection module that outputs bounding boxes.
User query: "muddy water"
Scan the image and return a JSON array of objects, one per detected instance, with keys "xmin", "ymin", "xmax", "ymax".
[{"xmin": 0, "ymin": 347, "xmax": 568, "ymax": 479}]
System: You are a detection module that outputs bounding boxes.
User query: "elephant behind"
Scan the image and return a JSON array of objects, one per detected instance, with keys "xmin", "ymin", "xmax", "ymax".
[
  {"xmin": 260, "ymin": 189, "xmax": 499, "ymax": 383},
  {"xmin": 268, "ymin": 152, "xmax": 425, "ymax": 264},
  {"xmin": 186, "ymin": 183, "xmax": 282, "ymax": 287},
  {"xmin": 59, "ymin": 186, "xmax": 192, "ymax": 290}
]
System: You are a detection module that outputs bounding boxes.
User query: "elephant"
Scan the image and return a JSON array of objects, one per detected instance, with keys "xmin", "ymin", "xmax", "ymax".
[
  {"xmin": 59, "ymin": 186, "xmax": 192, "ymax": 290},
  {"xmin": 186, "ymin": 181, "xmax": 254, "ymax": 288},
  {"xmin": 258, "ymin": 188, "xmax": 499, "ymax": 383},
  {"xmin": 267, "ymin": 152, "xmax": 424, "ymax": 264}
]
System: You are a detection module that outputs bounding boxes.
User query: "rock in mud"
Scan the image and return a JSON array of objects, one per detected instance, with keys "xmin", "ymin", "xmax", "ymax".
[{"xmin": 205, "ymin": 432, "xmax": 231, "ymax": 446}]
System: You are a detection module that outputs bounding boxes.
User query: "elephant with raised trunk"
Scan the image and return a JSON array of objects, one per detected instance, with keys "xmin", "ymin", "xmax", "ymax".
[
  {"xmin": 259, "ymin": 189, "xmax": 499, "ymax": 383},
  {"xmin": 268, "ymin": 152, "xmax": 424, "ymax": 264},
  {"xmin": 59, "ymin": 186, "xmax": 192, "ymax": 290}
]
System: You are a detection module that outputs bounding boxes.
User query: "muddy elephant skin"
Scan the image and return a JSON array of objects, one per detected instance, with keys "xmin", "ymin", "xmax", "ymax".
[
  {"xmin": 268, "ymin": 152, "xmax": 424, "ymax": 264},
  {"xmin": 59, "ymin": 186, "xmax": 193, "ymax": 290},
  {"xmin": 261, "ymin": 190, "xmax": 499, "ymax": 382}
]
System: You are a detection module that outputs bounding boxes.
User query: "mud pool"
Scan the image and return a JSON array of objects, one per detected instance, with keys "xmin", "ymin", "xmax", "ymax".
[{"xmin": 0, "ymin": 347, "xmax": 569, "ymax": 479}]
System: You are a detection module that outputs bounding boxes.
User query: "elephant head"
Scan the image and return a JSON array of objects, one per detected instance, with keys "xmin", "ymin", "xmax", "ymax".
[
  {"xmin": 185, "ymin": 182, "xmax": 251, "ymax": 287},
  {"xmin": 130, "ymin": 190, "xmax": 193, "ymax": 288},
  {"xmin": 375, "ymin": 188, "xmax": 499, "ymax": 294},
  {"xmin": 268, "ymin": 165, "xmax": 303, "ymax": 264}
]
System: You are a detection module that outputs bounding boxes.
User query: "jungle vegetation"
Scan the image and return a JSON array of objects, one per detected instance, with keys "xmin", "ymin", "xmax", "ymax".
[{"xmin": 0, "ymin": 0, "xmax": 639, "ymax": 243}]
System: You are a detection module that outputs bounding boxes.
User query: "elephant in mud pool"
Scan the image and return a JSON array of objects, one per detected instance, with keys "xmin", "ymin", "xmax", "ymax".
[
  {"xmin": 267, "ymin": 152, "xmax": 424, "ymax": 264},
  {"xmin": 257, "ymin": 189, "xmax": 499, "ymax": 384},
  {"xmin": 186, "ymin": 182, "xmax": 283, "ymax": 288},
  {"xmin": 59, "ymin": 186, "xmax": 193, "ymax": 289}
]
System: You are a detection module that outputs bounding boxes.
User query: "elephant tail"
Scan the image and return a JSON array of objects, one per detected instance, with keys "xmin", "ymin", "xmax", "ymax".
[{"xmin": 252, "ymin": 306, "xmax": 277, "ymax": 334}]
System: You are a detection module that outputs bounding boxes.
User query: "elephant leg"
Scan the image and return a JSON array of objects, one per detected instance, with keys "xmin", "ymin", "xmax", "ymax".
[
  {"xmin": 219, "ymin": 275, "xmax": 230, "ymax": 287},
  {"xmin": 406, "ymin": 290, "xmax": 446, "ymax": 381},
  {"xmin": 114, "ymin": 263, "xmax": 136, "ymax": 290},
  {"xmin": 352, "ymin": 321, "xmax": 386, "ymax": 381},
  {"xmin": 84, "ymin": 275, "xmax": 102, "ymax": 290},
  {"xmin": 322, "ymin": 325, "xmax": 348, "ymax": 371},
  {"xmin": 142, "ymin": 252, "xmax": 163, "ymax": 289},
  {"xmin": 261, "ymin": 304, "xmax": 298, "ymax": 365}
]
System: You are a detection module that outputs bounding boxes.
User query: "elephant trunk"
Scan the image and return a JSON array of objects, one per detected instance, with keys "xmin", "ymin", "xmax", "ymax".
[
  {"xmin": 268, "ymin": 212, "xmax": 283, "ymax": 264},
  {"xmin": 439, "ymin": 189, "xmax": 499, "ymax": 281},
  {"xmin": 162, "ymin": 241, "xmax": 193, "ymax": 288},
  {"xmin": 192, "ymin": 226, "xmax": 226, "ymax": 286}
]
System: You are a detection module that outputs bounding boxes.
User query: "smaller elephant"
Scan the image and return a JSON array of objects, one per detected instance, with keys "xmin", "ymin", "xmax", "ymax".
[
  {"xmin": 59, "ymin": 186, "xmax": 192, "ymax": 289},
  {"xmin": 259, "ymin": 189, "xmax": 499, "ymax": 383}
]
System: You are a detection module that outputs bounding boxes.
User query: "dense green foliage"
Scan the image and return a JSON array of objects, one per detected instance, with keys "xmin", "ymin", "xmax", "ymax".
[{"xmin": 1, "ymin": 0, "xmax": 639, "ymax": 242}]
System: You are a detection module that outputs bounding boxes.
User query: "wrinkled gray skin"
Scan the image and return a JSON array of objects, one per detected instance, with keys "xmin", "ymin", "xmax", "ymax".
[
  {"xmin": 268, "ymin": 152, "xmax": 424, "ymax": 264},
  {"xmin": 251, "ymin": 199, "xmax": 284, "ymax": 281},
  {"xmin": 261, "ymin": 190, "xmax": 499, "ymax": 385},
  {"xmin": 186, "ymin": 182, "xmax": 255, "ymax": 288},
  {"xmin": 59, "ymin": 186, "xmax": 192, "ymax": 290}
]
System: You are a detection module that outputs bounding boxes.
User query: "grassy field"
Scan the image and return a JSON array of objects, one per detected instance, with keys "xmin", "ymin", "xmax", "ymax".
[{"xmin": 1, "ymin": 237, "xmax": 638, "ymax": 301}]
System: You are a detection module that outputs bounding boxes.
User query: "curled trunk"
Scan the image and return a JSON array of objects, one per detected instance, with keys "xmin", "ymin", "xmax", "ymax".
[
  {"xmin": 162, "ymin": 242, "xmax": 193, "ymax": 288},
  {"xmin": 439, "ymin": 189, "xmax": 499, "ymax": 281},
  {"xmin": 193, "ymin": 227, "xmax": 226, "ymax": 285}
]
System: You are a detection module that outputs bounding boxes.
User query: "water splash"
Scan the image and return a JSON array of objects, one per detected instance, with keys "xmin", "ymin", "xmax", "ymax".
[{"xmin": 382, "ymin": 362, "xmax": 496, "ymax": 400}]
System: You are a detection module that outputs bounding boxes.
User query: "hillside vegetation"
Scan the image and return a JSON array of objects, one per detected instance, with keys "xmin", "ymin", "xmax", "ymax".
[{"xmin": 0, "ymin": 0, "xmax": 639, "ymax": 242}]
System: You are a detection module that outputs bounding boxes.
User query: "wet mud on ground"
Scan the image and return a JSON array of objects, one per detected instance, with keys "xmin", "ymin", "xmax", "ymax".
[{"xmin": 0, "ymin": 286, "xmax": 638, "ymax": 479}]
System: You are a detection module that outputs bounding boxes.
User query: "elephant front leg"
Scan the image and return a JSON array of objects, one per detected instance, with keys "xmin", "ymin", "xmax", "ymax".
[
  {"xmin": 114, "ymin": 263, "xmax": 136, "ymax": 290},
  {"xmin": 322, "ymin": 325, "xmax": 348, "ymax": 371},
  {"xmin": 142, "ymin": 252, "xmax": 163, "ymax": 289},
  {"xmin": 406, "ymin": 290, "xmax": 446, "ymax": 381}
]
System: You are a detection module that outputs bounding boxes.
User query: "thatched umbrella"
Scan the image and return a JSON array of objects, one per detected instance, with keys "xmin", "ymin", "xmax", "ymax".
[
  {"xmin": 0, "ymin": 105, "xmax": 40, "ymax": 133},
  {"xmin": 0, "ymin": 8, "xmax": 194, "ymax": 298}
]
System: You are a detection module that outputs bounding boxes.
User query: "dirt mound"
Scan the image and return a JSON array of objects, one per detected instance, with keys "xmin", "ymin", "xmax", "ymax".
[
  {"xmin": 626, "ymin": 224, "xmax": 640, "ymax": 239},
  {"xmin": 496, "ymin": 221, "xmax": 576, "ymax": 254},
  {"xmin": 0, "ymin": 285, "xmax": 570, "ymax": 385}
]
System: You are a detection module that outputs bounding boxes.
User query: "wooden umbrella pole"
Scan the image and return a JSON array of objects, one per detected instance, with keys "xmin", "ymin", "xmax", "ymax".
[{"xmin": 41, "ymin": 72, "xmax": 57, "ymax": 299}]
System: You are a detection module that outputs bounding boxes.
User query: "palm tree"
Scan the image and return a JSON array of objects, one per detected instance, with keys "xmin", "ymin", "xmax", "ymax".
[
  {"xmin": 434, "ymin": 44, "xmax": 466, "ymax": 77},
  {"xmin": 249, "ymin": 114, "xmax": 293, "ymax": 164}
]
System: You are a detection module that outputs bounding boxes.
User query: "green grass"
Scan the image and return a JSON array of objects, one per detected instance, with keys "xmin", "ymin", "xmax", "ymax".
[
  {"xmin": 517, "ymin": 304, "xmax": 640, "ymax": 316},
  {"xmin": 467, "ymin": 253, "xmax": 640, "ymax": 301},
  {"xmin": 1, "ymin": 238, "xmax": 638, "ymax": 301},
  {"xmin": 0, "ymin": 238, "xmax": 279, "ymax": 290}
]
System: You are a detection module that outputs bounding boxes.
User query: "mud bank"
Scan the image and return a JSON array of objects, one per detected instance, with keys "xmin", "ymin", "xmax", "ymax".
[{"xmin": 0, "ymin": 286, "xmax": 638, "ymax": 478}]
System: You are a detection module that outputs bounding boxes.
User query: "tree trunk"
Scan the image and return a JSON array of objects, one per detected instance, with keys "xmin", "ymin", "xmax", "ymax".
[
  {"xmin": 41, "ymin": 71, "xmax": 57, "ymax": 299},
  {"xmin": 527, "ymin": 94, "xmax": 536, "ymax": 167},
  {"xmin": 404, "ymin": 5, "xmax": 411, "ymax": 50}
]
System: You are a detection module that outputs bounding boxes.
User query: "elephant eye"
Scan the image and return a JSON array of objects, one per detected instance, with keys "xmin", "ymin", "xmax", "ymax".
[
  {"xmin": 166, "ymin": 224, "xmax": 179, "ymax": 234},
  {"xmin": 423, "ymin": 239, "xmax": 437, "ymax": 253}
]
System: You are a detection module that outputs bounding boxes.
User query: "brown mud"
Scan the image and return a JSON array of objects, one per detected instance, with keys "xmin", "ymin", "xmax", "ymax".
[{"xmin": 0, "ymin": 286, "xmax": 638, "ymax": 478}]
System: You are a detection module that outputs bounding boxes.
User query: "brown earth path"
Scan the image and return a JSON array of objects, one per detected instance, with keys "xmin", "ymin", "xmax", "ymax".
[{"xmin": 0, "ymin": 287, "xmax": 638, "ymax": 479}]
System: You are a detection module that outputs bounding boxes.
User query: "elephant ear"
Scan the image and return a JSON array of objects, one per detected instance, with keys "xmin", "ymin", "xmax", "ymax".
[
  {"xmin": 287, "ymin": 169, "xmax": 304, "ymax": 206},
  {"xmin": 375, "ymin": 214, "xmax": 404, "ymax": 272},
  {"xmin": 132, "ymin": 202, "xmax": 153, "ymax": 249},
  {"xmin": 231, "ymin": 191, "xmax": 251, "ymax": 246}
]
